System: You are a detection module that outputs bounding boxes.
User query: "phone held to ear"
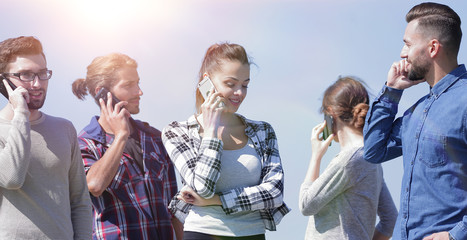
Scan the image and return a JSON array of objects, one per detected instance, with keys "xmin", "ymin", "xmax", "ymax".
[
  {"xmin": 197, "ymin": 75, "xmax": 225, "ymax": 108},
  {"xmin": 323, "ymin": 114, "xmax": 334, "ymax": 146},
  {"xmin": 0, "ymin": 75, "xmax": 18, "ymax": 99},
  {"xmin": 95, "ymin": 87, "xmax": 120, "ymax": 108}
]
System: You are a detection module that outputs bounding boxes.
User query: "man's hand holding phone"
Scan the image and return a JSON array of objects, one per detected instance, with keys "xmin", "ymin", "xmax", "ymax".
[
  {"xmin": 98, "ymin": 91, "xmax": 131, "ymax": 139},
  {"xmin": 387, "ymin": 59, "xmax": 425, "ymax": 90},
  {"xmin": 2, "ymin": 79, "xmax": 29, "ymax": 111}
]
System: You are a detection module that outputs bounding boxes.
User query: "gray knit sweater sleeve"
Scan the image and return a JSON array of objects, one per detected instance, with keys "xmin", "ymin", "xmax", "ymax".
[
  {"xmin": 299, "ymin": 147, "xmax": 397, "ymax": 240},
  {"xmin": 0, "ymin": 109, "xmax": 31, "ymax": 189}
]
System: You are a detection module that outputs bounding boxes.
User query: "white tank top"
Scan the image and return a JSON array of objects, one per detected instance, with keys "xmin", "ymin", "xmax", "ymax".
[{"xmin": 184, "ymin": 139, "xmax": 265, "ymax": 236}]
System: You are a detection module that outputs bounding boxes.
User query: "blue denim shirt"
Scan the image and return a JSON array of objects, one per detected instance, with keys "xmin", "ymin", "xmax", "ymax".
[{"xmin": 363, "ymin": 65, "xmax": 467, "ymax": 240}]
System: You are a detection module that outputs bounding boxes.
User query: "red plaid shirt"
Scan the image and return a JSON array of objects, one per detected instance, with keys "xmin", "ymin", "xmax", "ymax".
[{"xmin": 78, "ymin": 116, "xmax": 178, "ymax": 240}]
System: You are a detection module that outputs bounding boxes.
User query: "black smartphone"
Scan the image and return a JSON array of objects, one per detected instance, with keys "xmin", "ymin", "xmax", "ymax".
[
  {"xmin": 323, "ymin": 114, "xmax": 334, "ymax": 145},
  {"xmin": 95, "ymin": 87, "xmax": 120, "ymax": 107},
  {"xmin": 0, "ymin": 75, "xmax": 17, "ymax": 99}
]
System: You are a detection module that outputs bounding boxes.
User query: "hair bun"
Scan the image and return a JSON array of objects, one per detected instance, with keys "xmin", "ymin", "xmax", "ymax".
[{"xmin": 351, "ymin": 103, "xmax": 369, "ymax": 129}]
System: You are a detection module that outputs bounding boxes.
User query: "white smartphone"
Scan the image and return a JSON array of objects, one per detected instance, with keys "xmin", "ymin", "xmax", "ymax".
[{"xmin": 197, "ymin": 75, "xmax": 225, "ymax": 107}]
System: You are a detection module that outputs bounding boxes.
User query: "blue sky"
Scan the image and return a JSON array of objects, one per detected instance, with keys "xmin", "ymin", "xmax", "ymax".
[{"xmin": 2, "ymin": 0, "xmax": 466, "ymax": 239}]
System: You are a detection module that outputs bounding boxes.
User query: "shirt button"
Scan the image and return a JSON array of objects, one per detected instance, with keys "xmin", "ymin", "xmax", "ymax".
[
  {"xmin": 403, "ymin": 214, "xmax": 407, "ymax": 219},
  {"xmin": 411, "ymin": 160, "xmax": 414, "ymax": 165},
  {"xmin": 406, "ymin": 187, "xmax": 409, "ymax": 192}
]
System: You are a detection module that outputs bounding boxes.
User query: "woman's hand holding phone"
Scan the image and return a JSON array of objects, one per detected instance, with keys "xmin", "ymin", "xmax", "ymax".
[
  {"xmin": 311, "ymin": 121, "xmax": 334, "ymax": 161},
  {"xmin": 200, "ymin": 87, "xmax": 224, "ymax": 138},
  {"xmin": 305, "ymin": 121, "xmax": 335, "ymax": 182},
  {"xmin": 99, "ymin": 92, "xmax": 131, "ymax": 139},
  {"xmin": 2, "ymin": 79, "xmax": 29, "ymax": 111}
]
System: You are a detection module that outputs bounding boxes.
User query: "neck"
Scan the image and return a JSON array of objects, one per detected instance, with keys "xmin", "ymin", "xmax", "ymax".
[
  {"xmin": 428, "ymin": 58, "xmax": 458, "ymax": 87},
  {"xmin": 336, "ymin": 125, "xmax": 364, "ymax": 152},
  {"xmin": 218, "ymin": 111, "xmax": 241, "ymax": 127},
  {"xmin": 29, "ymin": 109, "xmax": 42, "ymax": 121}
]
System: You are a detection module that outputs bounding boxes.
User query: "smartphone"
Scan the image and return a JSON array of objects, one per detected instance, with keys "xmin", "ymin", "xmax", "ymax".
[
  {"xmin": 197, "ymin": 75, "xmax": 225, "ymax": 107},
  {"xmin": 0, "ymin": 75, "xmax": 17, "ymax": 99},
  {"xmin": 323, "ymin": 114, "xmax": 334, "ymax": 145},
  {"xmin": 95, "ymin": 87, "xmax": 120, "ymax": 107}
]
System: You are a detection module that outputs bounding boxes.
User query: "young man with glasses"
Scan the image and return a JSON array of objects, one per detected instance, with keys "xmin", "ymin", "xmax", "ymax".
[{"xmin": 0, "ymin": 36, "xmax": 92, "ymax": 239}]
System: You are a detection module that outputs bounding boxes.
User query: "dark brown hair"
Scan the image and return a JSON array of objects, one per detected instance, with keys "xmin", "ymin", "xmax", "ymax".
[
  {"xmin": 0, "ymin": 36, "xmax": 45, "ymax": 72},
  {"xmin": 406, "ymin": 2, "xmax": 462, "ymax": 58},
  {"xmin": 195, "ymin": 43, "xmax": 251, "ymax": 113},
  {"xmin": 321, "ymin": 76, "xmax": 369, "ymax": 130}
]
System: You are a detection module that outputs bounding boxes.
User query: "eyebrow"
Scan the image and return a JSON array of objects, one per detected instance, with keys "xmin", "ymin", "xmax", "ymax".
[
  {"xmin": 16, "ymin": 68, "xmax": 48, "ymax": 73},
  {"xmin": 225, "ymin": 77, "xmax": 250, "ymax": 82}
]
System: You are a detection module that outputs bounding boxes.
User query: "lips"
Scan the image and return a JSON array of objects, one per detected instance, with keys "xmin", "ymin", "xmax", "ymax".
[
  {"xmin": 229, "ymin": 98, "xmax": 242, "ymax": 106},
  {"xmin": 128, "ymin": 97, "xmax": 140, "ymax": 105},
  {"xmin": 28, "ymin": 91, "xmax": 43, "ymax": 99}
]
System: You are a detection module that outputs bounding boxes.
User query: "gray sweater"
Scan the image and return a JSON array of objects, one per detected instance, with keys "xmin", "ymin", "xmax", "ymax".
[
  {"xmin": 299, "ymin": 147, "xmax": 397, "ymax": 240},
  {"xmin": 0, "ymin": 110, "xmax": 92, "ymax": 239}
]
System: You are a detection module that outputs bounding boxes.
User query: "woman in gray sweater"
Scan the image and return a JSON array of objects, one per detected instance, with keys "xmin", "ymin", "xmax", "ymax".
[{"xmin": 299, "ymin": 77, "xmax": 397, "ymax": 240}]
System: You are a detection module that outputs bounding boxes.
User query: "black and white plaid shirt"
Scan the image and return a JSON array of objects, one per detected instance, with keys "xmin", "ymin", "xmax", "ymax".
[{"xmin": 162, "ymin": 114, "xmax": 290, "ymax": 231}]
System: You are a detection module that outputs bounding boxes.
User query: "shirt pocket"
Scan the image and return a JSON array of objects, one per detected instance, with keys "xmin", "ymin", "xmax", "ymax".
[
  {"xmin": 148, "ymin": 152, "xmax": 168, "ymax": 180},
  {"xmin": 419, "ymin": 132, "xmax": 447, "ymax": 168}
]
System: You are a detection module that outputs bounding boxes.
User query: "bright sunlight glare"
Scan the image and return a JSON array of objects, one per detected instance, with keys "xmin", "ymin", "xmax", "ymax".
[{"xmin": 63, "ymin": 0, "xmax": 177, "ymax": 33}]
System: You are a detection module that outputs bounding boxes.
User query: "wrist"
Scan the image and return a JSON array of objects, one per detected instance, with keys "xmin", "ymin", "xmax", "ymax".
[
  {"xmin": 114, "ymin": 132, "xmax": 130, "ymax": 142},
  {"xmin": 202, "ymin": 125, "xmax": 218, "ymax": 138},
  {"xmin": 210, "ymin": 194, "xmax": 222, "ymax": 206}
]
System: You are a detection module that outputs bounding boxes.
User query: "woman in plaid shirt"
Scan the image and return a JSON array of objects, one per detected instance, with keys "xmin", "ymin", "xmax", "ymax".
[{"xmin": 162, "ymin": 43, "xmax": 290, "ymax": 240}]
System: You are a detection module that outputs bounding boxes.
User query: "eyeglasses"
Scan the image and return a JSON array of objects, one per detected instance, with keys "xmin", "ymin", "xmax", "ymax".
[{"xmin": 1, "ymin": 70, "xmax": 52, "ymax": 82}]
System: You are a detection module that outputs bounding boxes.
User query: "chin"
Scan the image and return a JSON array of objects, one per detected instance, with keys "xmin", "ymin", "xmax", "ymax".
[
  {"xmin": 225, "ymin": 106, "xmax": 239, "ymax": 114},
  {"xmin": 129, "ymin": 107, "xmax": 140, "ymax": 115}
]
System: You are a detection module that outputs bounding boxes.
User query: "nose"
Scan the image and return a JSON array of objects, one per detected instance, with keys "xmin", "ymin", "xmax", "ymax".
[
  {"xmin": 137, "ymin": 86, "xmax": 143, "ymax": 96},
  {"xmin": 233, "ymin": 87, "xmax": 244, "ymax": 96},
  {"xmin": 400, "ymin": 45, "xmax": 408, "ymax": 59},
  {"xmin": 31, "ymin": 75, "xmax": 42, "ymax": 88}
]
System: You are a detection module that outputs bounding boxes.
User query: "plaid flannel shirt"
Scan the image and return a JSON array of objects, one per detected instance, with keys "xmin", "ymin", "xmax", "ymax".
[
  {"xmin": 162, "ymin": 114, "xmax": 290, "ymax": 231},
  {"xmin": 78, "ymin": 116, "xmax": 178, "ymax": 240}
]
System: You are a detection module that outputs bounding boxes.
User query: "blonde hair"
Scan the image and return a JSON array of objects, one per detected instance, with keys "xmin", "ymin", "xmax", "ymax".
[{"xmin": 72, "ymin": 53, "xmax": 137, "ymax": 105}]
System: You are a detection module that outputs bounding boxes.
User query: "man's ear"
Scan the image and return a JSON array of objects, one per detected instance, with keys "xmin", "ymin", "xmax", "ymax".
[
  {"xmin": 428, "ymin": 39, "xmax": 441, "ymax": 58},
  {"xmin": 95, "ymin": 87, "xmax": 102, "ymax": 96}
]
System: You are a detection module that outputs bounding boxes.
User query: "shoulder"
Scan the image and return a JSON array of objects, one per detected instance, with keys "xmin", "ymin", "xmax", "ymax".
[
  {"xmin": 240, "ymin": 114, "xmax": 275, "ymax": 132},
  {"xmin": 43, "ymin": 113, "xmax": 76, "ymax": 131},
  {"xmin": 162, "ymin": 116, "xmax": 194, "ymax": 140},
  {"xmin": 132, "ymin": 118, "xmax": 162, "ymax": 137},
  {"xmin": 345, "ymin": 147, "xmax": 379, "ymax": 173},
  {"xmin": 163, "ymin": 120, "xmax": 189, "ymax": 133}
]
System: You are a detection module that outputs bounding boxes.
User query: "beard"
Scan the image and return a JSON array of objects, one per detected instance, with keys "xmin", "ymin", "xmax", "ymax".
[
  {"xmin": 408, "ymin": 55, "xmax": 430, "ymax": 81},
  {"xmin": 27, "ymin": 91, "xmax": 46, "ymax": 110}
]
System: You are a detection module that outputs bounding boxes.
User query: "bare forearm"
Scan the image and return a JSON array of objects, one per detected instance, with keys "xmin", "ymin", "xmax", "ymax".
[
  {"xmin": 304, "ymin": 155, "xmax": 322, "ymax": 182},
  {"xmin": 171, "ymin": 217, "xmax": 184, "ymax": 240},
  {"xmin": 86, "ymin": 135, "xmax": 127, "ymax": 196}
]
